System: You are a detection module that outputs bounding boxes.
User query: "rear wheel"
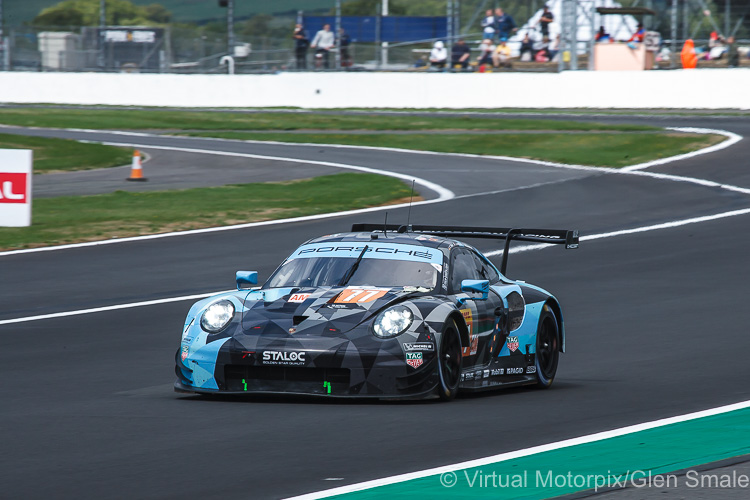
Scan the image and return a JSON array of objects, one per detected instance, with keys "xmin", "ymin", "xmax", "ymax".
[
  {"xmin": 437, "ymin": 320, "xmax": 462, "ymax": 400},
  {"xmin": 535, "ymin": 305, "xmax": 560, "ymax": 388}
]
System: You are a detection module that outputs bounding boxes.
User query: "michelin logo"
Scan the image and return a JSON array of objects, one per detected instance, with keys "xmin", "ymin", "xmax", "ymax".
[{"xmin": 403, "ymin": 343, "xmax": 435, "ymax": 352}]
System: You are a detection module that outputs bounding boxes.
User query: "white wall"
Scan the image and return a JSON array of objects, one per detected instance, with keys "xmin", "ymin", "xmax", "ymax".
[{"xmin": 0, "ymin": 70, "xmax": 748, "ymax": 110}]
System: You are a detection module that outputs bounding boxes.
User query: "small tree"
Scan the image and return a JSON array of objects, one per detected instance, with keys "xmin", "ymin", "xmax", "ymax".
[{"xmin": 32, "ymin": 0, "xmax": 172, "ymax": 29}]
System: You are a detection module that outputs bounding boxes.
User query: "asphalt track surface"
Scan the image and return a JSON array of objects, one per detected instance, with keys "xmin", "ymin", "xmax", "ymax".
[
  {"xmin": 1, "ymin": 114, "xmax": 750, "ymax": 499},
  {"xmin": 33, "ymin": 147, "xmax": 340, "ymax": 198}
]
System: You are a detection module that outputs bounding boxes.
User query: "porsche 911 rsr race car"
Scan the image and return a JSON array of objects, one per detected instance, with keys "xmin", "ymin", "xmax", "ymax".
[{"xmin": 175, "ymin": 224, "xmax": 579, "ymax": 400}]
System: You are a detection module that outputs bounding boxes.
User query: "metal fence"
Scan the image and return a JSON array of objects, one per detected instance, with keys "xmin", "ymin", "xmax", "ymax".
[{"xmin": 1, "ymin": 0, "xmax": 748, "ymax": 73}]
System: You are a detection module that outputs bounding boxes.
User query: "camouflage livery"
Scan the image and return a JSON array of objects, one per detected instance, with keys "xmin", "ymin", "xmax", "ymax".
[{"xmin": 175, "ymin": 226, "xmax": 575, "ymax": 399}]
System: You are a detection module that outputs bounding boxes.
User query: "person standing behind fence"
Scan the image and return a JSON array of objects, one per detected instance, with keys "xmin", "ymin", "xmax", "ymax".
[
  {"xmin": 494, "ymin": 8, "xmax": 517, "ymax": 41},
  {"xmin": 538, "ymin": 6, "xmax": 554, "ymax": 38},
  {"xmin": 311, "ymin": 24, "xmax": 335, "ymax": 69},
  {"xmin": 339, "ymin": 28, "xmax": 352, "ymax": 67},
  {"xmin": 727, "ymin": 36, "xmax": 739, "ymax": 67},
  {"xmin": 481, "ymin": 10, "xmax": 496, "ymax": 39},
  {"xmin": 293, "ymin": 24, "xmax": 309, "ymax": 70}
]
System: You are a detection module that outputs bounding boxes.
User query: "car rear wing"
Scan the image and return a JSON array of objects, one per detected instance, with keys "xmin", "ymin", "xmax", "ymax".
[{"xmin": 351, "ymin": 223, "xmax": 579, "ymax": 275}]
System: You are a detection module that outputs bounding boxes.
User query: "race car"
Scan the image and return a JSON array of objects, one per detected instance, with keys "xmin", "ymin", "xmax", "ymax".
[{"xmin": 175, "ymin": 224, "xmax": 579, "ymax": 400}]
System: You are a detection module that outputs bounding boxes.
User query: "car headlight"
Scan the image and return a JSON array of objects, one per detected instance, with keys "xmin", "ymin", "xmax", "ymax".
[
  {"xmin": 200, "ymin": 300, "xmax": 235, "ymax": 333},
  {"xmin": 373, "ymin": 305, "xmax": 413, "ymax": 338}
]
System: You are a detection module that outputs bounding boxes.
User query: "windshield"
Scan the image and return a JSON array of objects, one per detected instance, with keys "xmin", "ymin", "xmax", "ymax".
[{"xmin": 265, "ymin": 257, "xmax": 440, "ymax": 289}]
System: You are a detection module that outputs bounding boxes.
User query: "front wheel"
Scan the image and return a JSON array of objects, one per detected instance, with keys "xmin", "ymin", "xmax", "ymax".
[
  {"xmin": 437, "ymin": 320, "xmax": 462, "ymax": 400},
  {"xmin": 535, "ymin": 304, "xmax": 560, "ymax": 389}
]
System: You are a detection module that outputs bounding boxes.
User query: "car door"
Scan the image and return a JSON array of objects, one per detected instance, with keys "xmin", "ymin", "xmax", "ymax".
[
  {"xmin": 467, "ymin": 249, "xmax": 507, "ymax": 365},
  {"xmin": 449, "ymin": 247, "xmax": 503, "ymax": 368}
]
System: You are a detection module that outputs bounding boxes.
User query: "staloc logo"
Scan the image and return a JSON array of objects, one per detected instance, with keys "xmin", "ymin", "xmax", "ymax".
[
  {"xmin": 262, "ymin": 351, "xmax": 306, "ymax": 364},
  {"xmin": 0, "ymin": 173, "xmax": 27, "ymax": 204}
]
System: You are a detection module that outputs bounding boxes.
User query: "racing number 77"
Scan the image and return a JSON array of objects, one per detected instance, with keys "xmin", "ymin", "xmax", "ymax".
[{"xmin": 335, "ymin": 288, "xmax": 387, "ymax": 303}]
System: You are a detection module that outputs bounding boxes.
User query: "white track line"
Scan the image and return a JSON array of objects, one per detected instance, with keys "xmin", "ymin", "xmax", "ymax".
[
  {"xmin": 485, "ymin": 206, "xmax": 750, "ymax": 257},
  {"xmin": 96, "ymin": 127, "xmax": 748, "ymax": 196},
  {"xmin": 621, "ymin": 127, "xmax": 743, "ymax": 171},
  {"xmin": 145, "ymin": 126, "xmax": 741, "ymax": 174},
  {"xmin": 0, "ymin": 145, "xmax": 454, "ymax": 258},
  {"xmin": 4, "ymin": 205, "xmax": 750, "ymax": 326},
  {"xmin": 3, "ymin": 124, "xmax": 746, "ymax": 498},
  {"xmin": 0, "ymin": 291, "xmax": 227, "ymax": 326},
  {"xmin": 284, "ymin": 399, "xmax": 750, "ymax": 500},
  {"xmin": 0, "ymin": 126, "xmax": 741, "ymax": 257}
]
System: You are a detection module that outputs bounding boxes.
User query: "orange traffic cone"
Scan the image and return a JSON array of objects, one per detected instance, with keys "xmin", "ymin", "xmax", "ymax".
[{"xmin": 127, "ymin": 150, "xmax": 148, "ymax": 181}]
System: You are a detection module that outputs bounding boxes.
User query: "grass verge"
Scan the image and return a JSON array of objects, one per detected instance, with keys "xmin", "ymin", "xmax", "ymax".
[
  {"xmin": 0, "ymin": 173, "xmax": 413, "ymax": 250},
  {"xmin": 178, "ymin": 131, "xmax": 724, "ymax": 168},
  {"xmin": 0, "ymin": 108, "xmax": 657, "ymax": 132},
  {"xmin": 0, "ymin": 133, "xmax": 133, "ymax": 173},
  {"xmin": 340, "ymin": 107, "xmax": 750, "ymax": 116}
]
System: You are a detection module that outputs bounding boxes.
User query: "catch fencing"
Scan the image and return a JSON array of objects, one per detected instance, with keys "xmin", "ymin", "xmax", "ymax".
[{"xmin": 0, "ymin": 0, "xmax": 748, "ymax": 73}]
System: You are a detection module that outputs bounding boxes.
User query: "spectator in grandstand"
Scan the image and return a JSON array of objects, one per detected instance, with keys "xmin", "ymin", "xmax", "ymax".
[
  {"xmin": 311, "ymin": 23, "xmax": 335, "ymax": 69},
  {"xmin": 538, "ymin": 6, "xmax": 554, "ymax": 38},
  {"xmin": 477, "ymin": 39, "xmax": 495, "ymax": 67},
  {"xmin": 595, "ymin": 26, "xmax": 610, "ymax": 42},
  {"xmin": 628, "ymin": 23, "xmax": 645, "ymax": 43},
  {"xmin": 707, "ymin": 31, "xmax": 728, "ymax": 60},
  {"xmin": 429, "ymin": 41, "xmax": 448, "ymax": 69},
  {"xmin": 492, "ymin": 37, "xmax": 512, "ymax": 68},
  {"xmin": 451, "ymin": 38, "xmax": 472, "ymax": 70},
  {"xmin": 533, "ymin": 35, "xmax": 550, "ymax": 61},
  {"xmin": 548, "ymin": 34, "xmax": 560, "ymax": 61},
  {"xmin": 494, "ymin": 8, "xmax": 518, "ymax": 41},
  {"xmin": 519, "ymin": 33, "xmax": 534, "ymax": 61},
  {"xmin": 292, "ymin": 24, "xmax": 310, "ymax": 70},
  {"xmin": 727, "ymin": 36, "xmax": 739, "ymax": 67},
  {"xmin": 626, "ymin": 22, "xmax": 645, "ymax": 50},
  {"xmin": 481, "ymin": 9, "xmax": 496, "ymax": 38},
  {"xmin": 339, "ymin": 28, "xmax": 352, "ymax": 67}
]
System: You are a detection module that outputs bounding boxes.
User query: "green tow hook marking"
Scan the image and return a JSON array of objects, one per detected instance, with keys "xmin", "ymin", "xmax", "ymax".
[
  {"xmin": 242, "ymin": 379, "xmax": 247, "ymax": 391},
  {"xmin": 323, "ymin": 381, "xmax": 331, "ymax": 394}
]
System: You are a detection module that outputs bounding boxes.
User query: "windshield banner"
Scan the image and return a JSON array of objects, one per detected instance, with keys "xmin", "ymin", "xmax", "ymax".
[{"xmin": 290, "ymin": 242, "xmax": 443, "ymax": 265}]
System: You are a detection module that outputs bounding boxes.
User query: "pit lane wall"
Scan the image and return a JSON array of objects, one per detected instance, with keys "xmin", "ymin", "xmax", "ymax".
[{"xmin": 1, "ymin": 69, "xmax": 749, "ymax": 109}]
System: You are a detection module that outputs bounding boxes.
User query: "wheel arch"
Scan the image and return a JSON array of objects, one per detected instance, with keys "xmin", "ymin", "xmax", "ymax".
[
  {"xmin": 544, "ymin": 298, "xmax": 565, "ymax": 353},
  {"xmin": 447, "ymin": 310, "xmax": 470, "ymax": 350}
]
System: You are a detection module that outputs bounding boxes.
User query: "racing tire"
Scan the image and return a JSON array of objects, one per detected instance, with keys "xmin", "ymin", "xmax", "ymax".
[
  {"xmin": 534, "ymin": 304, "xmax": 560, "ymax": 389},
  {"xmin": 437, "ymin": 320, "xmax": 462, "ymax": 401}
]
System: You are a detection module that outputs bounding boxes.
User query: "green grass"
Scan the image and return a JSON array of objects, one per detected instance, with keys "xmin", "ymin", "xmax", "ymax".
[
  {"xmin": 0, "ymin": 173, "xmax": 413, "ymax": 250},
  {"xmin": 0, "ymin": 133, "xmax": 133, "ymax": 173},
  {"xmin": 342, "ymin": 107, "xmax": 750, "ymax": 116},
  {"xmin": 178, "ymin": 131, "xmax": 724, "ymax": 168},
  {"xmin": 0, "ymin": 108, "xmax": 657, "ymax": 132}
]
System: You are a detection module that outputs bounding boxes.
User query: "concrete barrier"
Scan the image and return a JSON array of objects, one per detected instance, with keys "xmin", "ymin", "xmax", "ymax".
[{"xmin": 0, "ymin": 69, "xmax": 748, "ymax": 109}]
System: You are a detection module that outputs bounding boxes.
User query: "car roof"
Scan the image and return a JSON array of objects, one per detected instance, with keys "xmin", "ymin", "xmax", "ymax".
[{"xmin": 305, "ymin": 231, "xmax": 455, "ymax": 249}]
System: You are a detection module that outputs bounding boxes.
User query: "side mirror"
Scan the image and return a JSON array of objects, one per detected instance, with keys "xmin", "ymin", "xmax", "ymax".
[
  {"xmin": 459, "ymin": 279, "xmax": 489, "ymax": 302},
  {"xmin": 236, "ymin": 271, "xmax": 258, "ymax": 290}
]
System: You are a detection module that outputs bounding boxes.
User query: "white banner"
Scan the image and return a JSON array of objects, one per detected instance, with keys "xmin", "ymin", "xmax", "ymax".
[{"xmin": 0, "ymin": 149, "xmax": 33, "ymax": 227}]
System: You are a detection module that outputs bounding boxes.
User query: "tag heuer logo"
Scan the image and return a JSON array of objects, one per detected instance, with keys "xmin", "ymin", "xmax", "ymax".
[
  {"xmin": 507, "ymin": 336, "xmax": 519, "ymax": 352},
  {"xmin": 406, "ymin": 352, "xmax": 423, "ymax": 368},
  {"xmin": 181, "ymin": 345, "xmax": 189, "ymax": 361}
]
